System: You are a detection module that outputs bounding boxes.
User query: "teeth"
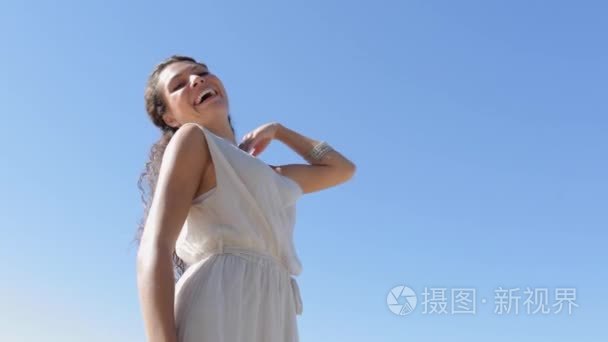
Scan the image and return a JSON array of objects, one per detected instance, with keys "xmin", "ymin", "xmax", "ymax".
[{"xmin": 197, "ymin": 88, "xmax": 217, "ymax": 105}]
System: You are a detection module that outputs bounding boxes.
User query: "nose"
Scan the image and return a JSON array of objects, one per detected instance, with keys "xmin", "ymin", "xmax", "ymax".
[{"xmin": 190, "ymin": 74, "xmax": 206, "ymax": 88}]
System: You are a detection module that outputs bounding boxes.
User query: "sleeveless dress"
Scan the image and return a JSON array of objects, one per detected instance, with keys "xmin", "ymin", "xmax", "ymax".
[{"xmin": 173, "ymin": 122, "xmax": 304, "ymax": 342}]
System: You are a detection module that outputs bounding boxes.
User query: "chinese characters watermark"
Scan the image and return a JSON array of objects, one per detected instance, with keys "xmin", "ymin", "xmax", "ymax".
[{"xmin": 387, "ymin": 285, "xmax": 578, "ymax": 316}]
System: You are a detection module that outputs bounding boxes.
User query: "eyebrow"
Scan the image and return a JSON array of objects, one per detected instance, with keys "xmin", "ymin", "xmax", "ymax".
[{"xmin": 167, "ymin": 63, "xmax": 208, "ymax": 90}]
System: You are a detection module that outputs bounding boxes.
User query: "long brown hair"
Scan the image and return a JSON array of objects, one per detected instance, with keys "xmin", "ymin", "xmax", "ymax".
[{"xmin": 135, "ymin": 55, "xmax": 235, "ymax": 280}]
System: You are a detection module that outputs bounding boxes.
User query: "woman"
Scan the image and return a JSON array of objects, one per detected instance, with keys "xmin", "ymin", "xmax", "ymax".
[{"xmin": 135, "ymin": 55, "xmax": 356, "ymax": 342}]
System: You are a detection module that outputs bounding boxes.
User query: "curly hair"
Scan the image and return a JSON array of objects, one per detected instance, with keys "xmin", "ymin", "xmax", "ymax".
[{"xmin": 134, "ymin": 55, "xmax": 235, "ymax": 281}]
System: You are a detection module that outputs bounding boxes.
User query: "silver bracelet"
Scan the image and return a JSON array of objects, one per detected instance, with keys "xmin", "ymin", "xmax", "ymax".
[{"xmin": 306, "ymin": 141, "xmax": 334, "ymax": 162}]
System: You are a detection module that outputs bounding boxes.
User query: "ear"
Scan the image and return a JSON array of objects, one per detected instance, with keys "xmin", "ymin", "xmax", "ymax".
[{"xmin": 162, "ymin": 112, "xmax": 179, "ymax": 128}]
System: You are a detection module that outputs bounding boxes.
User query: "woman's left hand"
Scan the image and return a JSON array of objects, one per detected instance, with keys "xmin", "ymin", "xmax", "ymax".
[{"xmin": 238, "ymin": 122, "xmax": 281, "ymax": 157}]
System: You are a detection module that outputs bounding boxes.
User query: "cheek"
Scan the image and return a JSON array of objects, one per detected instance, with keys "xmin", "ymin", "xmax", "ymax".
[
  {"xmin": 211, "ymin": 77, "xmax": 227, "ymax": 94},
  {"xmin": 218, "ymin": 84, "xmax": 229, "ymax": 100},
  {"xmin": 171, "ymin": 94, "xmax": 191, "ymax": 113},
  {"xmin": 162, "ymin": 101, "xmax": 181, "ymax": 122}
]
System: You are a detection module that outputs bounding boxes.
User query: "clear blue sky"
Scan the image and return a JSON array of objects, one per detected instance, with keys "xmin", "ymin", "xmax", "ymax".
[{"xmin": 1, "ymin": 0, "xmax": 606, "ymax": 341}]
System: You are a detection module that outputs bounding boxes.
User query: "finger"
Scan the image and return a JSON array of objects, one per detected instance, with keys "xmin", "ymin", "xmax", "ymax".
[
  {"xmin": 238, "ymin": 137, "xmax": 251, "ymax": 150},
  {"xmin": 247, "ymin": 138, "xmax": 259, "ymax": 154},
  {"xmin": 241, "ymin": 132, "xmax": 254, "ymax": 143}
]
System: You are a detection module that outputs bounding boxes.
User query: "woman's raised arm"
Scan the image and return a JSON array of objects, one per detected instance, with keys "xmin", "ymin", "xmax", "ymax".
[{"xmin": 273, "ymin": 124, "xmax": 356, "ymax": 194}]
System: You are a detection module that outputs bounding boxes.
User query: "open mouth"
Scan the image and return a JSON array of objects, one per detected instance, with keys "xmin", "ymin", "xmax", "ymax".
[{"xmin": 195, "ymin": 88, "xmax": 219, "ymax": 106}]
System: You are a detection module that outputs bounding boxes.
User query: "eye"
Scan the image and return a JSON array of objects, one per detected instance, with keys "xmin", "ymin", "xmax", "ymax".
[
  {"xmin": 172, "ymin": 82, "xmax": 186, "ymax": 92},
  {"xmin": 197, "ymin": 70, "xmax": 209, "ymax": 77}
]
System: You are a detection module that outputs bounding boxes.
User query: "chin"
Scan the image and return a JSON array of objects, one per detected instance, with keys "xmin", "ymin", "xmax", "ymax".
[{"xmin": 194, "ymin": 106, "xmax": 228, "ymax": 118}]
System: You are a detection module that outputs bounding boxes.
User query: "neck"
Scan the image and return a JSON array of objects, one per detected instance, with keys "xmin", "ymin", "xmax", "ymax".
[{"xmin": 205, "ymin": 121, "xmax": 236, "ymax": 146}]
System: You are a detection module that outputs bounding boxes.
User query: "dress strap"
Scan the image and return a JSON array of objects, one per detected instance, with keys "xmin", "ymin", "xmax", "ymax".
[{"xmin": 182, "ymin": 122, "xmax": 230, "ymax": 194}]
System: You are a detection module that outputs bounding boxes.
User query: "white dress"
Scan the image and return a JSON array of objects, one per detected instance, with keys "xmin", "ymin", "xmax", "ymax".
[{"xmin": 173, "ymin": 123, "xmax": 304, "ymax": 342}]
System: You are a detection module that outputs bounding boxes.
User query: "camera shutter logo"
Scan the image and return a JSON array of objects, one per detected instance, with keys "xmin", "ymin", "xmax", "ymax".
[{"xmin": 387, "ymin": 285, "xmax": 417, "ymax": 315}]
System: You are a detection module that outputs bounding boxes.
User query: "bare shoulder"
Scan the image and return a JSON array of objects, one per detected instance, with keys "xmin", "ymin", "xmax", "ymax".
[
  {"xmin": 160, "ymin": 123, "xmax": 210, "ymax": 176},
  {"xmin": 165, "ymin": 124, "xmax": 207, "ymax": 159}
]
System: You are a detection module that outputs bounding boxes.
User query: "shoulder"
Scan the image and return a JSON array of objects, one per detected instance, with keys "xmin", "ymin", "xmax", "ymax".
[
  {"xmin": 172, "ymin": 123, "xmax": 206, "ymax": 146},
  {"xmin": 166, "ymin": 123, "xmax": 207, "ymax": 153},
  {"xmin": 161, "ymin": 123, "xmax": 210, "ymax": 172}
]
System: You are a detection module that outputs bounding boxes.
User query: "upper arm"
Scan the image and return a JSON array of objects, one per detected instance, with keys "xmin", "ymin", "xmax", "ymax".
[
  {"xmin": 139, "ymin": 124, "xmax": 210, "ymax": 253},
  {"xmin": 271, "ymin": 162, "xmax": 355, "ymax": 194}
]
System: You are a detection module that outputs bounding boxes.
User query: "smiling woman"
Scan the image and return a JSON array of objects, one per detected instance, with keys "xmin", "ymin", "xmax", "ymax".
[
  {"xmin": 134, "ymin": 55, "xmax": 315, "ymax": 342},
  {"xmin": 136, "ymin": 56, "xmax": 236, "ymax": 279}
]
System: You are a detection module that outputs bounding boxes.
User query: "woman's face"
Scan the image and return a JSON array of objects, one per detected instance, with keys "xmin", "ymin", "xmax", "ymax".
[{"xmin": 157, "ymin": 61, "xmax": 229, "ymax": 128}]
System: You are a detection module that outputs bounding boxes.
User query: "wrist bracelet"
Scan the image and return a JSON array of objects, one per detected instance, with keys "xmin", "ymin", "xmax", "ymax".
[{"xmin": 306, "ymin": 141, "xmax": 334, "ymax": 162}]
